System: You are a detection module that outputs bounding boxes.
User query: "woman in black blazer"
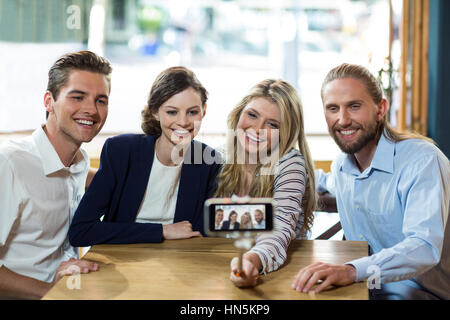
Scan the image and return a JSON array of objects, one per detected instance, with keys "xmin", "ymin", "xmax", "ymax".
[
  {"xmin": 69, "ymin": 67, "xmax": 221, "ymax": 246},
  {"xmin": 221, "ymin": 211, "xmax": 240, "ymax": 230}
]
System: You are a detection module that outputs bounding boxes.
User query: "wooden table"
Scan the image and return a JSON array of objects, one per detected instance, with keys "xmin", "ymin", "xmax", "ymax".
[{"xmin": 43, "ymin": 238, "xmax": 368, "ymax": 300}]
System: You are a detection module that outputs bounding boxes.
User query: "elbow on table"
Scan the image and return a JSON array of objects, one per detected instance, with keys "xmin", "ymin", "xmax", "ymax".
[{"xmin": 68, "ymin": 222, "xmax": 92, "ymax": 247}]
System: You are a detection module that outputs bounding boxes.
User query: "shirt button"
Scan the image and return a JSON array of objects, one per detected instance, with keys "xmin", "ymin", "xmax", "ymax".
[
  {"xmin": 356, "ymin": 205, "xmax": 359, "ymax": 209},
  {"xmin": 359, "ymin": 234, "xmax": 363, "ymax": 239}
]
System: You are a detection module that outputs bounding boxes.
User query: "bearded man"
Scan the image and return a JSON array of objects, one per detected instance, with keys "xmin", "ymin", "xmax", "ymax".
[{"xmin": 291, "ymin": 63, "xmax": 450, "ymax": 300}]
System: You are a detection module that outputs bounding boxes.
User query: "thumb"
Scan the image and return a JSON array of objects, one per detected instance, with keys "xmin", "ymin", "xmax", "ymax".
[{"xmin": 230, "ymin": 257, "xmax": 239, "ymax": 272}]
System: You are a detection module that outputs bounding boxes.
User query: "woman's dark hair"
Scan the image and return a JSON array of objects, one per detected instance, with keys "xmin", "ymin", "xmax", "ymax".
[
  {"xmin": 228, "ymin": 211, "xmax": 237, "ymax": 218},
  {"xmin": 141, "ymin": 66, "xmax": 208, "ymax": 135}
]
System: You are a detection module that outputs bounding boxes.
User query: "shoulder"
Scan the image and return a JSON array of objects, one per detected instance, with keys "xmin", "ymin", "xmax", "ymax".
[
  {"xmin": 192, "ymin": 139, "xmax": 220, "ymax": 156},
  {"xmin": 186, "ymin": 140, "xmax": 223, "ymax": 166},
  {"xmin": 277, "ymin": 149, "xmax": 306, "ymax": 171},
  {"xmin": 274, "ymin": 149, "xmax": 307, "ymax": 185},
  {"xmin": 105, "ymin": 133, "xmax": 153, "ymax": 146},
  {"xmin": 103, "ymin": 134, "xmax": 155, "ymax": 153},
  {"xmin": 0, "ymin": 144, "xmax": 14, "ymax": 171},
  {"xmin": 395, "ymin": 138, "xmax": 444, "ymax": 158},
  {"xmin": 0, "ymin": 137, "xmax": 35, "ymax": 169},
  {"xmin": 394, "ymin": 138, "xmax": 449, "ymax": 168}
]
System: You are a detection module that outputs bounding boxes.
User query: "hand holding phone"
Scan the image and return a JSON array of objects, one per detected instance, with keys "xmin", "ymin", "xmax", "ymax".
[
  {"xmin": 204, "ymin": 197, "xmax": 274, "ymax": 288},
  {"xmin": 230, "ymin": 253, "xmax": 261, "ymax": 287}
]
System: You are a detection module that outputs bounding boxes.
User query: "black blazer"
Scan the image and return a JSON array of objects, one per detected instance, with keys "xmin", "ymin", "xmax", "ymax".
[
  {"xmin": 69, "ymin": 134, "xmax": 221, "ymax": 246},
  {"xmin": 221, "ymin": 221, "xmax": 240, "ymax": 230}
]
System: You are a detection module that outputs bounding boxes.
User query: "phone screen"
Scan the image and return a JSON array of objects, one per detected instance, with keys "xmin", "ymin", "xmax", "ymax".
[{"xmin": 209, "ymin": 203, "xmax": 273, "ymax": 232}]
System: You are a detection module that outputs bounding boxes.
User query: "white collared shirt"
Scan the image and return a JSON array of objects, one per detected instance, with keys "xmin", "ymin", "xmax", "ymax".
[{"xmin": 0, "ymin": 125, "xmax": 89, "ymax": 282}]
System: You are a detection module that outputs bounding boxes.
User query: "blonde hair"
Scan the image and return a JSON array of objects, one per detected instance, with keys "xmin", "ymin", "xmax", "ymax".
[
  {"xmin": 240, "ymin": 212, "xmax": 253, "ymax": 229},
  {"xmin": 321, "ymin": 63, "xmax": 435, "ymax": 144},
  {"xmin": 215, "ymin": 79, "xmax": 317, "ymax": 233}
]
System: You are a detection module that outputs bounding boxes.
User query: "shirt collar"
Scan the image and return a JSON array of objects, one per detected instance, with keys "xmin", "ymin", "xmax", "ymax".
[
  {"xmin": 370, "ymin": 132, "xmax": 395, "ymax": 174},
  {"xmin": 32, "ymin": 125, "xmax": 88, "ymax": 176},
  {"xmin": 340, "ymin": 129, "xmax": 395, "ymax": 176}
]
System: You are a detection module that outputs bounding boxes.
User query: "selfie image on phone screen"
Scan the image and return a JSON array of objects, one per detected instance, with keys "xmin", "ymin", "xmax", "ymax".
[{"xmin": 214, "ymin": 204, "xmax": 268, "ymax": 231}]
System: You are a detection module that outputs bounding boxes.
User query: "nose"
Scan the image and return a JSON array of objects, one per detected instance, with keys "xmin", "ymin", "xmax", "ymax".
[
  {"xmin": 253, "ymin": 119, "xmax": 266, "ymax": 134},
  {"xmin": 337, "ymin": 108, "xmax": 352, "ymax": 127},
  {"xmin": 177, "ymin": 113, "xmax": 189, "ymax": 127},
  {"xmin": 82, "ymin": 98, "xmax": 98, "ymax": 115}
]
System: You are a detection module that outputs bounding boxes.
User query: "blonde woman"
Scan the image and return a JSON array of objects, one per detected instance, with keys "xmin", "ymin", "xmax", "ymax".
[
  {"xmin": 240, "ymin": 212, "xmax": 253, "ymax": 230},
  {"xmin": 214, "ymin": 79, "xmax": 317, "ymax": 287}
]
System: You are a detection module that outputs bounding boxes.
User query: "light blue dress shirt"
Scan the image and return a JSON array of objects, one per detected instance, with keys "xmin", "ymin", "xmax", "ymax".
[
  {"xmin": 316, "ymin": 132, "xmax": 450, "ymax": 299},
  {"xmin": 254, "ymin": 220, "xmax": 266, "ymax": 229}
]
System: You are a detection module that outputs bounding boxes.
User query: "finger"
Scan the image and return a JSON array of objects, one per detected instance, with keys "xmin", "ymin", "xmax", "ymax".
[
  {"xmin": 182, "ymin": 221, "xmax": 192, "ymax": 227},
  {"xmin": 293, "ymin": 262, "xmax": 330, "ymax": 290},
  {"xmin": 79, "ymin": 260, "xmax": 99, "ymax": 271},
  {"xmin": 71, "ymin": 259, "xmax": 99, "ymax": 272},
  {"xmin": 292, "ymin": 267, "xmax": 308, "ymax": 289},
  {"xmin": 303, "ymin": 270, "xmax": 326, "ymax": 293},
  {"xmin": 230, "ymin": 272, "xmax": 245, "ymax": 287},
  {"xmin": 230, "ymin": 257, "xmax": 239, "ymax": 273},
  {"xmin": 237, "ymin": 261, "xmax": 258, "ymax": 284},
  {"xmin": 242, "ymin": 259, "xmax": 258, "ymax": 278},
  {"xmin": 293, "ymin": 268, "xmax": 314, "ymax": 292},
  {"xmin": 81, "ymin": 260, "xmax": 99, "ymax": 271},
  {"xmin": 190, "ymin": 231, "xmax": 202, "ymax": 238},
  {"xmin": 58, "ymin": 269, "xmax": 74, "ymax": 278},
  {"xmin": 312, "ymin": 276, "xmax": 335, "ymax": 294},
  {"xmin": 231, "ymin": 258, "xmax": 248, "ymax": 278},
  {"xmin": 230, "ymin": 271, "xmax": 257, "ymax": 287}
]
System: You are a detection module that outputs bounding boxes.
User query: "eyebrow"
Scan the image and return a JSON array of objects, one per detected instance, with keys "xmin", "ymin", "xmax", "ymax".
[
  {"xmin": 68, "ymin": 90, "xmax": 108, "ymax": 100},
  {"xmin": 325, "ymin": 100, "xmax": 364, "ymax": 108},
  {"xmin": 97, "ymin": 94, "xmax": 109, "ymax": 100},
  {"xmin": 345, "ymin": 100, "xmax": 364, "ymax": 106},
  {"xmin": 247, "ymin": 108, "xmax": 280, "ymax": 123},
  {"xmin": 68, "ymin": 90, "xmax": 87, "ymax": 95},
  {"xmin": 163, "ymin": 105, "xmax": 201, "ymax": 109}
]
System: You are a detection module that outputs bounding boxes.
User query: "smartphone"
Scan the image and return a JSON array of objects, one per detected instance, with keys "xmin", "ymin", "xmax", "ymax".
[{"xmin": 204, "ymin": 197, "xmax": 275, "ymax": 237}]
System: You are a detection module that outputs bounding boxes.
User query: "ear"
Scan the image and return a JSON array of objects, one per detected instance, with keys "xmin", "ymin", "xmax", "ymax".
[
  {"xmin": 377, "ymin": 98, "xmax": 389, "ymax": 121},
  {"xmin": 152, "ymin": 110, "xmax": 160, "ymax": 122},
  {"xmin": 44, "ymin": 91, "xmax": 55, "ymax": 115},
  {"xmin": 201, "ymin": 103, "xmax": 207, "ymax": 118}
]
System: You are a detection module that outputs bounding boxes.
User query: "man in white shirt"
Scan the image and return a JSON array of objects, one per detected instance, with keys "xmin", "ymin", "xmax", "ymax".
[
  {"xmin": 214, "ymin": 209, "xmax": 224, "ymax": 230},
  {"xmin": 0, "ymin": 51, "xmax": 112, "ymax": 299}
]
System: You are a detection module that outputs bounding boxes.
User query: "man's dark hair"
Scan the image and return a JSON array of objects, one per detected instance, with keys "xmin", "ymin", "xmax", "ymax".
[{"xmin": 46, "ymin": 50, "xmax": 112, "ymax": 119}]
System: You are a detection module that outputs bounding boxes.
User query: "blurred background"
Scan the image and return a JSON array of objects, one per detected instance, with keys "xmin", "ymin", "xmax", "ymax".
[
  {"xmin": 0, "ymin": 0, "xmax": 401, "ymax": 162},
  {"xmin": 2, "ymin": 0, "xmax": 450, "ymax": 240}
]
